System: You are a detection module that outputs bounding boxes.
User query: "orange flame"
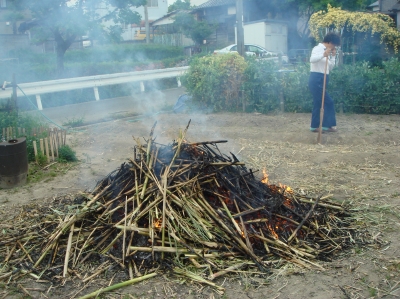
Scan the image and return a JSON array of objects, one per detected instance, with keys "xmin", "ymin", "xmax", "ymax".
[
  {"xmin": 261, "ymin": 168, "xmax": 269, "ymax": 184},
  {"xmin": 278, "ymin": 183, "xmax": 294, "ymax": 194}
]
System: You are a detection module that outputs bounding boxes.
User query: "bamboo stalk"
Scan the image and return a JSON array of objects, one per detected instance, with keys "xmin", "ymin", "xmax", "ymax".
[
  {"xmin": 49, "ymin": 130, "xmax": 55, "ymax": 161},
  {"xmin": 208, "ymin": 262, "xmax": 247, "ymax": 280},
  {"xmin": 288, "ymin": 196, "xmax": 321, "ymax": 242},
  {"xmin": 44, "ymin": 137, "xmax": 50, "ymax": 163},
  {"xmin": 77, "ymin": 273, "xmax": 157, "ymax": 299},
  {"xmin": 63, "ymin": 223, "xmax": 74, "ymax": 277},
  {"xmin": 39, "ymin": 138, "xmax": 44, "ymax": 155}
]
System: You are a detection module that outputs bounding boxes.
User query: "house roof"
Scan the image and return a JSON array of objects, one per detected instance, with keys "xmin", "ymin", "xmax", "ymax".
[
  {"xmin": 391, "ymin": 2, "xmax": 400, "ymax": 11},
  {"xmin": 195, "ymin": 0, "xmax": 235, "ymax": 9},
  {"xmin": 368, "ymin": 1, "xmax": 379, "ymax": 7},
  {"xmin": 150, "ymin": 9, "xmax": 192, "ymax": 26}
]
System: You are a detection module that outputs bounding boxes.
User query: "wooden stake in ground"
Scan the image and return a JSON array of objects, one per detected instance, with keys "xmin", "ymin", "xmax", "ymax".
[
  {"xmin": 39, "ymin": 139, "xmax": 44, "ymax": 156},
  {"xmin": 32, "ymin": 141, "xmax": 38, "ymax": 160},
  {"xmin": 317, "ymin": 57, "xmax": 329, "ymax": 144},
  {"xmin": 44, "ymin": 137, "xmax": 50, "ymax": 163}
]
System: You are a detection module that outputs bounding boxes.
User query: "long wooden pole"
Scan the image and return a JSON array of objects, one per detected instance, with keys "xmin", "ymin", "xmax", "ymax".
[{"xmin": 317, "ymin": 57, "xmax": 329, "ymax": 144}]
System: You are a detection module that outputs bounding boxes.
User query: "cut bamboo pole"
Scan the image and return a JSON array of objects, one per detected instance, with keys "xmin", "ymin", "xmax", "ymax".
[
  {"xmin": 32, "ymin": 141, "xmax": 38, "ymax": 160},
  {"xmin": 63, "ymin": 223, "xmax": 74, "ymax": 277},
  {"xmin": 52, "ymin": 129, "xmax": 59, "ymax": 158},
  {"xmin": 44, "ymin": 137, "xmax": 50, "ymax": 163},
  {"xmin": 49, "ymin": 131, "xmax": 55, "ymax": 161},
  {"xmin": 39, "ymin": 138, "xmax": 44, "ymax": 155}
]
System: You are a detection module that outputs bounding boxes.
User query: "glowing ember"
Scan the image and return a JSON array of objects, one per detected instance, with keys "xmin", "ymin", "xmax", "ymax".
[
  {"xmin": 267, "ymin": 224, "xmax": 279, "ymax": 239},
  {"xmin": 153, "ymin": 218, "xmax": 162, "ymax": 229}
]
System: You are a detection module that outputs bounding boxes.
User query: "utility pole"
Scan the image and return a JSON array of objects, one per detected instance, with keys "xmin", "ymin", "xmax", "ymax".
[
  {"xmin": 145, "ymin": 3, "xmax": 150, "ymax": 44},
  {"xmin": 236, "ymin": 0, "xmax": 244, "ymax": 56},
  {"xmin": 12, "ymin": 73, "xmax": 17, "ymax": 115}
]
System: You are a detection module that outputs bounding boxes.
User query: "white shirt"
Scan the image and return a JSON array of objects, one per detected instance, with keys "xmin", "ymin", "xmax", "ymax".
[{"xmin": 310, "ymin": 43, "xmax": 336, "ymax": 74}]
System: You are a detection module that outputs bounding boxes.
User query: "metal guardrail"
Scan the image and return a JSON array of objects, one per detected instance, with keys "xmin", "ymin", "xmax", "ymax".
[{"xmin": 0, "ymin": 66, "xmax": 189, "ymax": 110}]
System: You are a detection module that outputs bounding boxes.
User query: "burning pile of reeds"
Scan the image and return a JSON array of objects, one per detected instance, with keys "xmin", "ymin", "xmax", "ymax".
[{"xmin": 0, "ymin": 122, "xmax": 365, "ymax": 295}]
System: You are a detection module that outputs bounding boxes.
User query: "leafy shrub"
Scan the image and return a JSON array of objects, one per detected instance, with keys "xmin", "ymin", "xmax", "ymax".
[
  {"xmin": 58, "ymin": 145, "xmax": 78, "ymax": 162},
  {"xmin": 183, "ymin": 56, "xmax": 400, "ymax": 114},
  {"xmin": 242, "ymin": 57, "xmax": 281, "ymax": 113},
  {"xmin": 182, "ymin": 53, "xmax": 247, "ymax": 111},
  {"xmin": 35, "ymin": 151, "xmax": 48, "ymax": 167}
]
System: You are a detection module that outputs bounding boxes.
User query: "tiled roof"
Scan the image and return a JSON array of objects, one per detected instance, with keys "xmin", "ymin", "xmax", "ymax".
[{"xmin": 195, "ymin": 0, "xmax": 235, "ymax": 9}]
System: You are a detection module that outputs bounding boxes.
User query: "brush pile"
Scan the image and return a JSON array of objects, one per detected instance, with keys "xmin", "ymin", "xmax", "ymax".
[{"xmin": 0, "ymin": 122, "xmax": 363, "ymax": 293}]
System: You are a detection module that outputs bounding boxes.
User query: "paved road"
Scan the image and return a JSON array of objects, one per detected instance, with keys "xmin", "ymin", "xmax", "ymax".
[{"xmin": 27, "ymin": 87, "xmax": 186, "ymax": 126}]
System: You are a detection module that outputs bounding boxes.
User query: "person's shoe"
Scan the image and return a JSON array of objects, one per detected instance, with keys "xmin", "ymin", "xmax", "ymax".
[
  {"xmin": 324, "ymin": 127, "xmax": 337, "ymax": 132},
  {"xmin": 310, "ymin": 128, "xmax": 325, "ymax": 133}
]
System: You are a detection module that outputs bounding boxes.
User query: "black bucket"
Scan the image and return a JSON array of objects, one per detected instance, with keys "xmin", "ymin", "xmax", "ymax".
[{"xmin": 0, "ymin": 137, "xmax": 28, "ymax": 189}]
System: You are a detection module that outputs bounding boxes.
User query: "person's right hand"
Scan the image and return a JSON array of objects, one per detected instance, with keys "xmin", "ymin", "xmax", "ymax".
[{"xmin": 323, "ymin": 48, "xmax": 332, "ymax": 57}]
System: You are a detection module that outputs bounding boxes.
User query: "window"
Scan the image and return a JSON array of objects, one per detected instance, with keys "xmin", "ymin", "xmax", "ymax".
[
  {"xmin": 148, "ymin": 0, "xmax": 158, "ymax": 7},
  {"xmin": 0, "ymin": 0, "xmax": 6, "ymax": 8}
]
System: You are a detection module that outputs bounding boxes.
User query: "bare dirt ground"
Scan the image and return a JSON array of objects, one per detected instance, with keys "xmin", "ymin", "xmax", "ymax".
[{"xmin": 1, "ymin": 112, "xmax": 400, "ymax": 299}]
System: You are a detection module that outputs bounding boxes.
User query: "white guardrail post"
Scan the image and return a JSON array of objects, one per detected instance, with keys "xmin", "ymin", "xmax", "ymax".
[
  {"xmin": 35, "ymin": 95, "xmax": 43, "ymax": 111},
  {"xmin": 93, "ymin": 87, "xmax": 100, "ymax": 101},
  {"xmin": 0, "ymin": 66, "xmax": 189, "ymax": 110}
]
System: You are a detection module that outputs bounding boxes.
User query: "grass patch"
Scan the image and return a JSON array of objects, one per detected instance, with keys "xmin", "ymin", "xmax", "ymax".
[
  {"xmin": 62, "ymin": 116, "xmax": 85, "ymax": 127},
  {"xmin": 27, "ymin": 161, "xmax": 78, "ymax": 184}
]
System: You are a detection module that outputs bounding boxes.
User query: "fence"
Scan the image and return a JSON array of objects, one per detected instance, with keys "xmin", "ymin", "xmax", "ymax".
[
  {"xmin": 153, "ymin": 33, "xmax": 194, "ymax": 47},
  {"xmin": 2, "ymin": 126, "xmax": 67, "ymax": 163}
]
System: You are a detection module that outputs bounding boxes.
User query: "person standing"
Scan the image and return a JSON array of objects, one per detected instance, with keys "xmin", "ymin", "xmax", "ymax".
[{"xmin": 309, "ymin": 32, "xmax": 341, "ymax": 133}]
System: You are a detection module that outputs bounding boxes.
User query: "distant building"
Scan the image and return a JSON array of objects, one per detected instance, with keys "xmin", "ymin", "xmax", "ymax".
[
  {"xmin": 190, "ymin": 0, "xmax": 209, "ymax": 6},
  {"xmin": 151, "ymin": 10, "xmax": 195, "ymax": 47},
  {"xmin": 122, "ymin": 0, "xmax": 169, "ymax": 41},
  {"xmin": 0, "ymin": 0, "xmax": 30, "ymax": 35},
  {"xmin": 368, "ymin": 0, "xmax": 400, "ymax": 29},
  {"xmin": 96, "ymin": 0, "xmax": 169, "ymax": 41}
]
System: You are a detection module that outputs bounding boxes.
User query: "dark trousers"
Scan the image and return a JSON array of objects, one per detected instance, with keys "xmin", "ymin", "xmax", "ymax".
[{"xmin": 308, "ymin": 72, "xmax": 336, "ymax": 129}]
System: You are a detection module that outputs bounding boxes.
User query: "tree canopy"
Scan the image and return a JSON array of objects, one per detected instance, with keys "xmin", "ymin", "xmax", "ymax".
[
  {"xmin": 173, "ymin": 12, "xmax": 215, "ymax": 46},
  {"xmin": 12, "ymin": 0, "xmax": 147, "ymax": 74},
  {"xmin": 168, "ymin": 0, "xmax": 191, "ymax": 13},
  {"xmin": 309, "ymin": 5, "xmax": 400, "ymax": 53}
]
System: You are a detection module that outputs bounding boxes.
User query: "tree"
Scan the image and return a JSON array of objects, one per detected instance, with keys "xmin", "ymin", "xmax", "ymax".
[
  {"xmin": 14, "ymin": 0, "xmax": 147, "ymax": 75},
  {"xmin": 173, "ymin": 12, "xmax": 215, "ymax": 46},
  {"xmin": 168, "ymin": 0, "xmax": 191, "ymax": 13},
  {"xmin": 309, "ymin": 5, "xmax": 400, "ymax": 53}
]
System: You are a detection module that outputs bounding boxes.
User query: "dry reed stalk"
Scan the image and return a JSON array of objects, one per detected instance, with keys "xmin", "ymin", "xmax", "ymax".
[
  {"xmin": 208, "ymin": 262, "xmax": 248, "ymax": 280},
  {"xmin": 63, "ymin": 223, "xmax": 74, "ymax": 277}
]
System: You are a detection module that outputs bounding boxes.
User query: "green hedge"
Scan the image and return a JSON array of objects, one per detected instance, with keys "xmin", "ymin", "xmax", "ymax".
[{"xmin": 183, "ymin": 55, "xmax": 400, "ymax": 115}]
